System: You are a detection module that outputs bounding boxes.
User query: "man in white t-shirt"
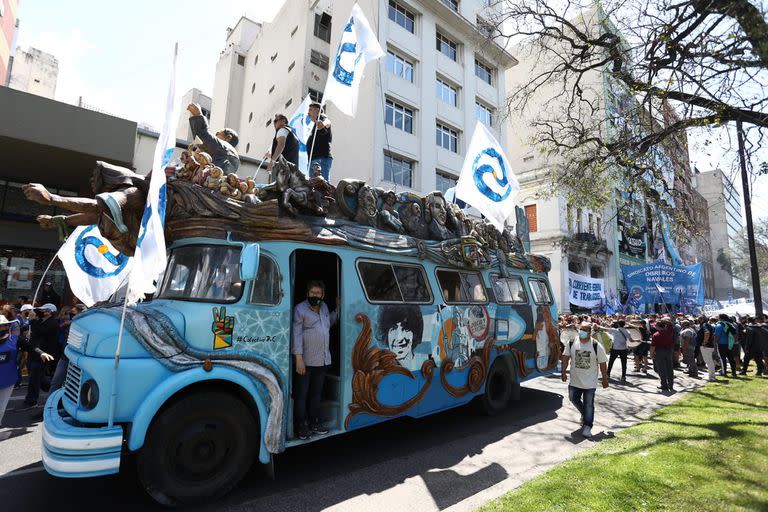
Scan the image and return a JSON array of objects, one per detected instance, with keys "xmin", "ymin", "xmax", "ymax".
[{"xmin": 562, "ymin": 321, "xmax": 609, "ymax": 437}]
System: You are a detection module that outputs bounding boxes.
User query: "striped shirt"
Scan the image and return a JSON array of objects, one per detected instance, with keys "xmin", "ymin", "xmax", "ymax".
[{"xmin": 292, "ymin": 300, "xmax": 338, "ymax": 367}]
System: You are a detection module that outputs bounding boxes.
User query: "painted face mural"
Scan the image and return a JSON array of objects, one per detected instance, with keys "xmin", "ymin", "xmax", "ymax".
[{"xmin": 377, "ymin": 304, "xmax": 423, "ymax": 369}]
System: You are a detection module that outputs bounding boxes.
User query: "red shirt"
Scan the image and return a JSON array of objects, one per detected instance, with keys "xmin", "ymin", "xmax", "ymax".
[{"xmin": 651, "ymin": 327, "xmax": 674, "ymax": 349}]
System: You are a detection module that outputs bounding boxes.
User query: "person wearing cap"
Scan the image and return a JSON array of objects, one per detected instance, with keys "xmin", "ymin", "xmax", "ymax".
[
  {"xmin": 306, "ymin": 102, "xmax": 333, "ymax": 181},
  {"xmin": 17, "ymin": 303, "xmax": 59, "ymax": 410},
  {"xmin": 187, "ymin": 103, "xmax": 240, "ymax": 173},
  {"xmin": 0, "ymin": 314, "xmax": 19, "ymax": 427},
  {"xmin": 39, "ymin": 281, "xmax": 61, "ymax": 308},
  {"xmin": 267, "ymin": 113, "xmax": 300, "ymax": 174},
  {"xmin": 561, "ymin": 321, "xmax": 609, "ymax": 438}
]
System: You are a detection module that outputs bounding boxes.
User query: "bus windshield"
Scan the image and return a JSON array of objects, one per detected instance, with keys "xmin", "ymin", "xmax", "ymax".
[{"xmin": 158, "ymin": 245, "xmax": 243, "ymax": 303}]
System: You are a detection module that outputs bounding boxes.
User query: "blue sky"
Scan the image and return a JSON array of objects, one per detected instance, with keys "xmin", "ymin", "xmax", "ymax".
[{"xmin": 15, "ymin": 0, "xmax": 287, "ymax": 127}]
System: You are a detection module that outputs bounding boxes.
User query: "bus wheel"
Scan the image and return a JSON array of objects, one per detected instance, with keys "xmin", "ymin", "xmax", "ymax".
[
  {"xmin": 480, "ymin": 361, "xmax": 513, "ymax": 416},
  {"xmin": 136, "ymin": 391, "xmax": 258, "ymax": 506}
]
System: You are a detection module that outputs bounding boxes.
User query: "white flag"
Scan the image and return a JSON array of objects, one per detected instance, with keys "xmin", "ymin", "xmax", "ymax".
[
  {"xmin": 322, "ymin": 3, "xmax": 385, "ymax": 117},
  {"xmin": 127, "ymin": 44, "xmax": 179, "ymax": 304},
  {"xmin": 455, "ymin": 122, "xmax": 520, "ymax": 231},
  {"xmin": 57, "ymin": 225, "xmax": 132, "ymax": 307},
  {"xmin": 288, "ymin": 95, "xmax": 313, "ymax": 173}
]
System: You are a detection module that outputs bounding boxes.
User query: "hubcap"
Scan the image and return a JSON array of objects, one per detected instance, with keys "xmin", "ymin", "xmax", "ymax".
[{"xmin": 171, "ymin": 421, "xmax": 231, "ymax": 482}]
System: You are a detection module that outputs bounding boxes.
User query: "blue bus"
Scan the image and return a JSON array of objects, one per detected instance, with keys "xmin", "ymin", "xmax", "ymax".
[{"xmin": 41, "ymin": 183, "xmax": 560, "ymax": 506}]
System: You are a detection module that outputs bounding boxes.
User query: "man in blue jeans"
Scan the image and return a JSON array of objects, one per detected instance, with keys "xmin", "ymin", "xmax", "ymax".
[
  {"xmin": 306, "ymin": 102, "xmax": 333, "ymax": 181},
  {"xmin": 562, "ymin": 321, "xmax": 609, "ymax": 437}
]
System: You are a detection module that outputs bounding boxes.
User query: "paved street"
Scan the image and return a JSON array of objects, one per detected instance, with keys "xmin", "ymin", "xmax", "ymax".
[{"xmin": 0, "ymin": 370, "xmax": 702, "ymax": 511}]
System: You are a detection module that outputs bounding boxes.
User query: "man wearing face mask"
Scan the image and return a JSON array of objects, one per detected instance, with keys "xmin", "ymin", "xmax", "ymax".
[
  {"xmin": 17, "ymin": 303, "xmax": 59, "ymax": 410},
  {"xmin": 561, "ymin": 321, "xmax": 609, "ymax": 438},
  {"xmin": 292, "ymin": 280, "xmax": 339, "ymax": 440}
]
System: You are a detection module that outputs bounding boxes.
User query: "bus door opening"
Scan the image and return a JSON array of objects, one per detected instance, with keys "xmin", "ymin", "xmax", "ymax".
[{"xmin": 290, "ymin": 249, "xmax": 341, "ymax": 435}]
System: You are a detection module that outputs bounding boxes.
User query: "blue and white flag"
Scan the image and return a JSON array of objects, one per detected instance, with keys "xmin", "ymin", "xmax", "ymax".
[
  {"xmin": 57, "ymin": 225, "xmax": 132, "ymax": 307},
  {"xmin": 288, "ymin": 95, "xmax": 314, "ymax": 174},
  {"xmin": 455, "ymin": 122, "xmax": 520, "ymax": 231},
  {"xmin": 127, "ymin": 44, "xmax": 179, "ymax": 304},
  {"xmin": 655, "ymin": 283, "xmax": 667, "ymax": 296},
  {"xmin": 322, "ymin": 3, "xmax": 384, "ymax": 117}
]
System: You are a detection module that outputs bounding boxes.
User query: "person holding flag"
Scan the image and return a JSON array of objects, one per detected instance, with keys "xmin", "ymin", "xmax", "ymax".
[{"xmin": 306, "ymin": 102, "xmax": 333, "ymax": 180}]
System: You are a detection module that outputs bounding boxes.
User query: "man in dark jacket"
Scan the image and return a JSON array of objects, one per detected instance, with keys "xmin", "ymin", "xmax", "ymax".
[
  {"xmin": 268, "ymin": 113, "xmax": 300, "ymax": 175},
  {"xmin": 741, "ymin": 317, "xmax": 766, "ymax": 376},
  {"xmin": 187, "ymin": 103, "xmax": 240, "ymax": 174},
  {"xmin": 306, "ymin": 102, "xmax": 333, "ymax": 180},
  {"xmin": 39, "ymin": 281, "xmax": 61, "ymax": 308},
  {"xmin": 18, "ymin": 303, "xmax": 59, "ymax": 409}
]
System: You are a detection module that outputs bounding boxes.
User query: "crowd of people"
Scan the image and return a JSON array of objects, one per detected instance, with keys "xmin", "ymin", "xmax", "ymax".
[
  {"xmin": 0, "ymin": 285, "xmax": 85, "ymax": 430},
  {"xmin": 558, "ymin": 311, "xmax": 768, "ymax": 437}
]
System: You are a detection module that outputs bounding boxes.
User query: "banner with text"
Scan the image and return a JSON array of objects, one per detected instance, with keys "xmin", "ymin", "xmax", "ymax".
[
  {"xmin": 568, "ymin": 272, "xmax": 606, "ymax": 308},
  {"xmin": 622, "ymin": 260, "xmax": 704, "ymax": 307}
]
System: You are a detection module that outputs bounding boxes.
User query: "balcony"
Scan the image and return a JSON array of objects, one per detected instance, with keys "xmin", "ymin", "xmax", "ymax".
[{"xmin": 562, "ymin": 232, "xmax": 612, "ymax": 257}]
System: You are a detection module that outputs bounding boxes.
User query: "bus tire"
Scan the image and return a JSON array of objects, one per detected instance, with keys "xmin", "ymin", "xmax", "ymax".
[
  {"xmin": 480, "ymin": 360, "xmax": 513, "ymax": 416},
  {"xmin": 136, "ymin": 391, "xmax": 258, "ymax": 507}
]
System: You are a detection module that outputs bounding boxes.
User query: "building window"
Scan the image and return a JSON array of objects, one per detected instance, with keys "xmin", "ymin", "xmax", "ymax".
[
  {"xmin": 288, "ymin": 61, "xmax": 295, "ymax": 72},
  {"xmin": 436, "ymin": 171, "xmax": 457, "ymax": 194},
  {"xmin": 388, "ymin": 1, "xmax": 415, "ymax": 34},
  {"xmin": 435, "ymin": 78, "xmax": 458, "ymax": 107},
  {"xmin": 266, "ymin": 118, "xmax": 272, "ymax": 127},
  {"xmin": 436, "ymin": 122, "xmax": 458, "ymax": 153},
  {"xmin": 251, "ymin": 83, "xmax": 256, "ymax": 94},
  {"xmin": 476, "ymin": 17, "xmax": 494, "ymax": 38},
  {"xmin": 248, "ymin": 112, "xmax": 253, "ymax": 123},
  {"xmin": 308, "ymin": 88, "xmax": 324, "ymax": 103},
  {"xmin": 285, "ymin": 98, "xmax": 293, "ymax": 108},
  {"xmin": 270, "ymin": 52, "xmax": 278, "ymax": 62},
  {"xmin": 314, "ymin": 12, "xmax": 332, "ymax": 43},
  {"xmin": 475, "ymin": 101, "xmax": 493, "ymax": 126},
  {"xmin": 254, "ymin": 55, "xmax": 259, "ymax": 65},
  {"xmin": 310, "ymin": 50, "xmax": 329, "ymax": 70},
  {"xmin": 576, "ymin": 208, "xmax": 583, "ymax": 232},
  {"xmin": 588, "ymin": 213, "xmax": 594, "ymax": 234},
  {"xmin": 291, "ymin": 25, "xmax": 299, "ymax": 37},
  {"xmin": 384, "ymin": 153, "xmax": 414, "ymax": 187},
  {"xmin": 475, "ymin": 59, "xmax": 493, "ymax": 85},
  {"xmin": 385, "ymin": 99, "xmax": 414, "ymax": 134},
  {"xmin": 246, "ymin": 143, "xmax": 251, "ymax": 153},
  {"xmin": 525, "ymin": 204, "xmax": 538, "ymax": 232},
  {"xmin": 269, "ymin": 85, "xmax": 275, "ymax": 94},
  {"xmin": 386, "ymin": 50, "xmax": 414, "ymax": 82},
  {"xmin": 596, "ymin": 216, "xmax": 602, "ymax": 240},
  {"xmin": 237, "ymin": 55, "xmax": 245, "ymax": 66},
  {"xmin": 436, "ymin": 31, "xmax": 458, "ymax": 61},
  {"xmin": 441, "ymin": 0, "xmax": 459, "ymax": 11}
]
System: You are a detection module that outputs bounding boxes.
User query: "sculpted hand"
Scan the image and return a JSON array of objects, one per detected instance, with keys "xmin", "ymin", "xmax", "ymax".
[
  {"xmin": 23, "ymin": 183, "xmax": 53, "ymax": 204},
  {"xmin": 187, "ymin": 103, "xmax": 202, "ymax": 116},
  {"xmin": 36, "ymin": 215, "xmax": 55, "ymax": 229}
]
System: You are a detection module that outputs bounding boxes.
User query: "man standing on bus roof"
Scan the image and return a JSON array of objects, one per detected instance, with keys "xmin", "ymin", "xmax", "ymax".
[
  {"xmin": 561, "ymin": 321, "xmax": 609, "ymax": 438},
  {"xmin": 186, "ymin": 103, "xmax": 240, "ymax": 174},
  {"xmin": 292, "ymin": 280, "xmax": 339, "ymax": 440},
  {"xmin": 306, "ymin": 102, "xmax": 333, "ymax": 181}
]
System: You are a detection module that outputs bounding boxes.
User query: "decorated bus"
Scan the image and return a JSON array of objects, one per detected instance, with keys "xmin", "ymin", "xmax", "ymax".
[{"xmin": 30, "ymin": 158, "xmax": 560, "ymax": 506}]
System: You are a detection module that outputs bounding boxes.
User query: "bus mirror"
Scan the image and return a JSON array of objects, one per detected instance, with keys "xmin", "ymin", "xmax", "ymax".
[{"xmin": 240, "ymin": 244, "xmax": 260, "ymax": 281}]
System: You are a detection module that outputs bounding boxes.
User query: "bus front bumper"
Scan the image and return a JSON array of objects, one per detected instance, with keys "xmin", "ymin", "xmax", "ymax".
[{"xmin": 42, "ymin": 390, "xmax": 124, "ymax": 478}]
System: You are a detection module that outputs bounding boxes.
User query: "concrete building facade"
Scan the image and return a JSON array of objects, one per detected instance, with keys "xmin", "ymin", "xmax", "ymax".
[
  {"xmin": 176, "ymin": 88, "xmax": 212, "ymax": 143},
  {"xmin": 0, "ymin": 0, "xmax": 20, "ymax": 86},
  {"xmin": 7, "ymin": 46, "xmax": 58, "ymax": 98},
  {"xmin": 209, "ymin": 0, "xmax": 516, "ymax": 196},
  {"xmin": 693, "ymin": 168, "xmax": 746, "ymax": 299}
]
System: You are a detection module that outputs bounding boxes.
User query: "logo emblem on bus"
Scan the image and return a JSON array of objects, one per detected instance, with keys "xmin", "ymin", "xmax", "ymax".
[
  {"xmin": 212, "ymin": 307, "xmax": 235, "ymax": 350},
  {"xmin": 74, "ymin": 225, "xmax": 129, "ymax": 278}
]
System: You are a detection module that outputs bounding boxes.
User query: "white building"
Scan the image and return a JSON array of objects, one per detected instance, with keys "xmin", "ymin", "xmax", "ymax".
[
  {"xmin": 8, "ymin": 46, "xmax": 58, "ymax": 99},
  {"xmin": 209, "ymin": 0, "xmax": 516, "ymax": 196},
  {"xmin": 176, "ymin": 88, "xmax": 212, "ymax": 143}
]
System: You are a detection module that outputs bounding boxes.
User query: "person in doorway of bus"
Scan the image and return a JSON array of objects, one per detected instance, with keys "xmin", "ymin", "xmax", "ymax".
[
  {"xmin": 306, "ymin": 102, "xmax": 333, "ymax": 181},
  {"xmin": 16, "ymin": 304, "xmax": 59, "ymax": 410},
  {"xmin": 267, "ymin": 114, "xmax": 300, "ymax": 177},
  {"xmin": 561, "ymin": 322, "xmax": 609, "ymax": 438},
  {"xmin": 650, "ymin": 318, "xmax": 675, "ymax": 392},
  {"xmin": 292, "ymin": 281, "xmax": 339, "ymax": 440}
]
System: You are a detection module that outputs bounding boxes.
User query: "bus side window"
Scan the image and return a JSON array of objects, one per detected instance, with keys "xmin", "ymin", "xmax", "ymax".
[
  {"xmin": 357, "ymin": 260, "xmax": 433, "ymax": 304},
  {"xmin": 529, "ymin": 279, "xmax": 553, "ymax": 305},
  {"xmin": 491, "ymin": 274, "xmax": 528, "ymax": 304},
  {"xmin": 437, "ymin": 269, "xmax": 487, "ymax": 303}
]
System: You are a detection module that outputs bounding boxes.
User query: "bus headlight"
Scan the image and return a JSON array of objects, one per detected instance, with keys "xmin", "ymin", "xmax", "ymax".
[{"xmin": 80, "ymin": 379, "xmax": 100, "ymax": 410}]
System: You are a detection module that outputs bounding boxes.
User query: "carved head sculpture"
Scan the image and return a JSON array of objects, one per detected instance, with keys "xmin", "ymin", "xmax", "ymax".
[
  {"xmin": 357, "ymin": 185, "xmax": 377, "ymax": 215},
  {"xmin": 383, "ymin": 191, "xmax": 397, "ymax": 208},
  {"xmin": 90, "ymin": 161, "xmax": 145, "ymax": 195},
  {"xmin": 426, "ymin": 192, "xmax": 448, "ymax": 226}
]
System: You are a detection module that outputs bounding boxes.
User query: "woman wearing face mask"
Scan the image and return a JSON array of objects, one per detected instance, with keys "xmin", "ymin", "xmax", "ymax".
[{"xmin": 561, "ymin": 321, "xmax": 609, "ymax": 438}]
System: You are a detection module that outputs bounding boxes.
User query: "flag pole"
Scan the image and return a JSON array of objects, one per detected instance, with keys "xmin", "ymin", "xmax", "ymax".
[
  {"xmin": 306, "ymin": 105, "xmax": 323, "ymax": 175},
  {"xmin": 107, "ymin": 287, "xmax": 130, "ymax": 428}
]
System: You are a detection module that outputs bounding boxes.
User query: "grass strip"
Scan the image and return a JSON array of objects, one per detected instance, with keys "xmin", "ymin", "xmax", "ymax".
[{"xmin": 480, "ymin": 376, "xmax": 768, "ymax": 512}]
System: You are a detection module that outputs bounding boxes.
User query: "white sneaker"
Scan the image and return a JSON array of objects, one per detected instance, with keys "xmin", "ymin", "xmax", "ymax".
[{"xmin": 581, "ymin": 426, "xmax": 592, "ymax": 437}]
